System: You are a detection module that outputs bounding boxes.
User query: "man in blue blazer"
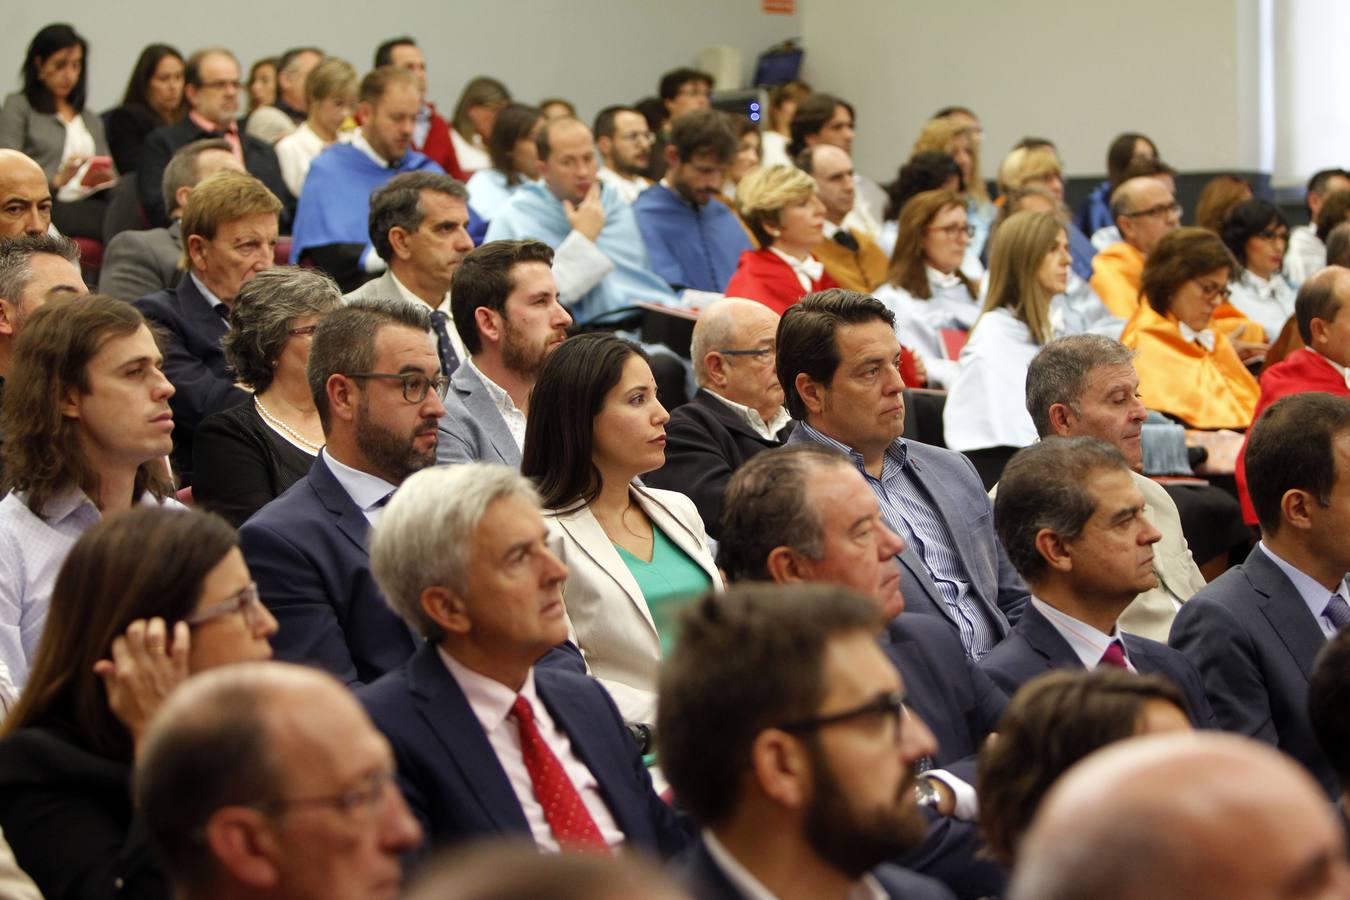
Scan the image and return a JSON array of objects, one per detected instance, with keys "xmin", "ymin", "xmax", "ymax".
[
  {"xmin": 239, "ymin": 298, "xmax": 446, "ymax": 686},
  {"xmin": 1171, "ymin": 393, "xmax": 1350, "ymax": 797},
  {"xmin": 981, "ymin": 438, "xmax": 1216, "ymax": 728},
  {"xmin": 133, "ymin": 171, "xmax": 280, "ymax": 483},
  {"xmin": 436, "ymin": 239, "xmax": 572, "ymax": 468},
  {"xmin": 778, "ymin": 290, "xmax": 1029, "ymax": 660},
  {"xmin": 359, "ymin": 463, "xmax": 685, "ymax": 859}
]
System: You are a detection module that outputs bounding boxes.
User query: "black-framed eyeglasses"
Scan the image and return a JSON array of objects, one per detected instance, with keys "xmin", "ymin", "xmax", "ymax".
[
  {"xmin": 288, "ymin": 324, "xmax": 319, "ymax": 337},
  {"xmin": 185, "ymin": 582, "xmax": 267, "ymax": 629},
  {"xmin": 716, "ymin": 346, "xmax": 775, "ymax": 361},
  {"xmin": 778, "ymin": 690, "xmax": 908, "ymax": 740},
  {"xmin": 927, "ymin": 223, "xmax": 975, "ymax": 239},
  {"xmin": 1194, "ymin": 280, "xmax": 1232, "ymax": 302},
  {"xmin": 1125, "ymin": 201, "xmax": 1182, "ymax": 219},
  {"xmin": 345, "ymin": 371, "xmax": 449, "ymax": 403},
  {"xmin": 256, "ymin": 770, "xmax": 399, "ymax": 822}
]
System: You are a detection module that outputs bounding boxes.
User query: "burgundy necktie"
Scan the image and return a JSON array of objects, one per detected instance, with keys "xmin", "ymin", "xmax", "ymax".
[
  {"xmin": 511, "ymin": 695, "xmax": 610, "ymax": 854},
  {"xmin": 1099, "ymin": 640, "xmax": 1129, "ymax": 670}
]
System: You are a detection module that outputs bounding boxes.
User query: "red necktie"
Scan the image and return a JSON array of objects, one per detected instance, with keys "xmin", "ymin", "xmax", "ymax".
[
  {"xmin": 511, "ymin": 695, "xmax": 610, "ymax": 854},
  {"xmin": 1099, "ymin": 640, "xmax": 1129, "ymax": 670}
]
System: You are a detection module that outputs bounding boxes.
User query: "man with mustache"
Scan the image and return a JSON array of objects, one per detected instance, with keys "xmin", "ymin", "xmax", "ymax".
[
  {"xmin": 437, "ymin": 239, "xmax": 571, "ymax": 467},
  {"xmin": 658, "ymin": 583, "xmax": 953, "ymax": 900},
  {"xmin": 239, "ymin": 298, "xmax": 446, "ymax": 686}
]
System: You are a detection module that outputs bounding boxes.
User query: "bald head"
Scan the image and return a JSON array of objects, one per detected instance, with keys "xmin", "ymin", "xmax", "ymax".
[
  {"xmin": 1010, "ymin": 733, "xmax": 1350, "ymax": 900},
  {"xmin": 1110, "ymin": 176, "xmax": 1179, "ymax": 255},
  {"xmin": 690, "ymin": 298, "xmax": 784, "ymax": 420},
  {"xmin": 0, "ymin": 151, "xmax": 52, "ymax": 238},
  {"xmin": 803, "ymin": 144, "xmax": 856, "ymax": 223}
]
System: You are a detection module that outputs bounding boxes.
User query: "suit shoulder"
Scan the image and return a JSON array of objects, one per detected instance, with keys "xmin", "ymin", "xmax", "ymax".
[
  {"xmin": 239, "ymin": 474, "xmax": 323, "ymax": 529},
  {"xmin": 356, "ymin": 659, "xmax": 416, "ymax": 713},
  {"xmin": 132, "ymin": 287, "xmax": 177, "ymax": 314},
  {"xmin": 873, "ymin": 864, "xmax": 958, "ymax": 900}
]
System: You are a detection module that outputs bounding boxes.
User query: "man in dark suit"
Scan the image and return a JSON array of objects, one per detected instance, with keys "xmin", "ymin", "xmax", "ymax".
[
  {"xmin": 777, "ymin": 289, "xmax": 1029, "ymax": 659},
  {"xmin": 138, "ymin": 47, "xmax": 293, "ymax": 229},
  {"xmin": 981, "ymin": 438, "xmax": 1215, "ymax": 727},
  {"xmin": 1171, "ymin": 392, "xmax": 1350, "ymax": 797},
  {"xmin": 645, "ymin": 298, "xmax": 792, "ymax": 536},
  {"xmin": 133, "ymin": 170, "xmax": 280, "ymax": 483},
  {"xmin": 1309, "ymin": 627, "xmax": 1350, "ymax": 852},
  {"xmin": 659, "ymin": 584, "xmax": 953, "ymax": 900},
  {"xmin": 435, "ymin": 239, "xmax": 571, "ymax": 467},
  {"xmin": 239, "ymin": 298, "xmax": 446, "ymax": 686},
  {"xmin": 359, "ymin": 462, "xmax": 684, "ymax": 858},
  {"xmin": 100, "ymin": 138, "xmax": 242, "ymax": 302}
]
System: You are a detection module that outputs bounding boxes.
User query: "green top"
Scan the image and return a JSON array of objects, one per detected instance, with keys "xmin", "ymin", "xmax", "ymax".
[{"xmin": 614, "ymin": 524, "xmax": 711, "ymax": 657}]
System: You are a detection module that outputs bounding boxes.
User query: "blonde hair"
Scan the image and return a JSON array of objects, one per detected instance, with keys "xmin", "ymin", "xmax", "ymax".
[
  {"xmin": 304, "ymin": 57, "xmax": 357, "ymax": 105},
  {"xmin": 998, "ymin": 146, "xmax": 1062, "ymax": 195},
  {"xmin": 885, "ymin": 188, "xmax": 975, "ymax": 300},
  {"xmin": 913, "ymin": 117, "xmax": 987, "ymax": 202},
  {"xmin": 981, "ymin": 210, "xmax": 1061, "ymax": 345},
  {"xmin": 737, "ymin": 164, "xmax": 817, "ymax": 247},
  {"xmin": 179, "ymin": 171, "xmax": 281, "ymax": 268}
]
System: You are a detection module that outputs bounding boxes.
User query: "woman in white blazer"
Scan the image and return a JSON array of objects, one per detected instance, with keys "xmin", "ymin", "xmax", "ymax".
[
  {"xmin": 944, "ymin": 210, "xmax": 1069, "ymax": 488},
  {"xmin": 522, "ymin": 334, "xmax": 721, "ymax": 727}
]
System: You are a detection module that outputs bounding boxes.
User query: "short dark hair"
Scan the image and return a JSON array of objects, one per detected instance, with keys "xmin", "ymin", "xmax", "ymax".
[
  {"xmin": 373, "ymin": 36, "xmax": 415, "ymax": 68},
  {"xmin": 658, "ymin": 67, "xmax": 712, "ymax": 102},
  {"xmin": 994, "ymin": 437, "xmax": 1131, "ymax": 583},
  {"xmin": 1219, "ymin": 199, "xmax": 1287, "ymax": 267},
  {"xmin": 1025, "ymin": 336, "xmax": 1136, "ymax": 438},
  {"xmin": 1309, "ymin": 627, "xmax": 1350, "ymax": 784},
  {"xmin": 521, "ymin": 333, "xmax": 647, "ymax": 510},
  {"xmin": 276, "ymin": 46, "xmax": 322, "ymax": 77},
  {"xmin": 21, "ymin": 23, "xmax": 88, "ymax": 113},
  {"xmin": 161, "ymin": 137, "xmax": 233, "ymax": 216},
  {"xmin": 883, "ymin": 151, "xmax": 963, "ymax": 221},
  {"xmin": 788, "ymin": 93, "xmax": 853, "ymax": 158},
  {"xmin": 450, "ymin": 239, "xmax": 555, "ymax": 354},
  {"xmin": 668, "ymin": 109, "xmax": 738, "ymax": 165},
  {"xmin": 1316, "ymin": 189, "xmax": 1350, "ymax": 244},
  {"xmin": 1245, "ymin": 392, "xmax": 1350, "ymax": 535},
  {"xmin": 656, "ymin": 584, "xmax": 880, "ymax": 826},
  {"xmin": 593, "ymin": 104, "xmax": 638, "ymax": 140},
  {"xmin": 487, "ymin": 103, "xmax": 543, "ymax": 185},
  {"xmin": 1294, "ymin": 268, "xmax": 1347, "ymax": 344},
  {"xmin": 184, "ymin": 47, "xmax": 237, "ymax": 89},
  {"xmin": 977, "ymin": 668, "xmax": 1189, "ymax": 866},
  {"xmin": 306, "ymin": 297, "xmax": 432, "ymax": 432},
  {"xmin": 367, "ymin": 171, "xmax": 468, "ymax": 262},
  {"xmin": 776, "ymin": 289, "xmax": 895, "ymax": 420},
  {"xmin": 1106, "ymin": 132, "xmax": 1157, "ymax": 187},
  {"xmin": 1140, "ymin": 228, "xmax": 1238, "ymax": 316},
  {"xmin": 359, "ymin": 65, "xmax": 417, "ymax": 106},
  {"xmin": 717, "ymin": 444, "xmax": 853, "ymax": 581},
  {"xmin": 1307, "ymin": 168, "xmax": 1350, "ymax": 216}
]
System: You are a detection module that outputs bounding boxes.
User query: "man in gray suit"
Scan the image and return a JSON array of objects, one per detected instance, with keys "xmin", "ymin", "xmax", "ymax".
[
  {"xmin": 345, "ymin": 171, "xmax": 474, "ymax": 379},
  {"xmin": 99, "ymin": 139, "xmax": 242, "ymax": 301},
  {"xmin": 778, "ymin": 289, "xmax": 1029, "ymax": 660},
  {"xmin": 1171, "ymin": 392, "xmax": 1350, "ymax": 797},
  {"xmin": 436, "ymin": 239, "xmax": 571, "ymax": 467}
]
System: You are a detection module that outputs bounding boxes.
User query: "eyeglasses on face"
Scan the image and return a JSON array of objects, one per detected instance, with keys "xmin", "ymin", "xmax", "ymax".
[
  {"xmin": 198, "ymin": 79, "xmax": 243, "ymax": 92},
  {"xmin": 927, "ymin": 223, "xmax": 975, "ymax": 239},
  {"xmin": 716, "ymin": 346, "xmax": 775, "ymax": 362},
  {"xmin": 287, "ymin": 324, "xmax": 319, "ymax": 337},
  {"xmin": 1193, "ymin": 280, "xmax": 1232, "ymax": 301},
  {"xmin": 185, "ymin": 582, "xmax": 267, "ymax": 629},
  {"xmin": 778, "ymin": 689, "xmax": 909, "ymax": 742},
  {"xmin": 344, "ymin": 371, "xmax": 450, "ymax": 404},
  {"xmin": 1125, "ymin": 201, "xmax": 1182, "ymax": 219},
  {"xmin": 255, "ymin": 769, "xmax": 399, "ymax": 822}
]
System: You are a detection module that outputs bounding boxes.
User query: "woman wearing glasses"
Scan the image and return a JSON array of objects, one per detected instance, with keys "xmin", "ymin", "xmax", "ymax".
[
  {"xmin": 521, "ymin": 334, "xmax": 720, "ymax": 728},
  {"xmin": 944, "ymin": 210, "xmax": 1069, "ymax": 488},
  {"xmin": 873, "ymin": 189, "xmax": 981, "ymax": 388},
  {"xmin": 0, "ymin": 505, "xmax": 277, "ymax": 900},
  {"xmin": 193, "ymin": 267, "xmax": 341, "ymax": 527},
  {"xmin": 1220, "ymin": 199, "xmax": 1297, "ymax": 343},
  {"xmin": 1122, "ymin": 228, "xmax": 1260, "ymax": 430}
]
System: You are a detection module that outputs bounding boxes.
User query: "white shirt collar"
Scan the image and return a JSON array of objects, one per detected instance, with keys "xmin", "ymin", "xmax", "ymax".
[
  {"xmin": 1177, "ymin": 321, "xmax": 1216, "ymax": 352},
  {"xmin": 926, "ymin": 265, "xmax": 964, "ymax": 291},
  {"xmin": 189, "ymin": 272, "xmax": 226, "ymax": 312},
  {"xmin": 1031, "ymin": 597, "xmax": 1133, "ymax": 671},
  {"xmin": 438, "ymin": 647, "xmax": 537, "ymax": 733},
  {"xmin": 352, "ymin": 130, "xmax": 393, "ymax": 168},
  {"xmin": 768, "ymin": 246, "xmax": 823, "ymax": 290},
  {"xmin": 1312, "ymin": 349, "xmax": 1350, "ymax": 390},
  {"xmin": 1258, "ymin": 542, "xmax": 1350, "ymax": 637},
  {"xmin": 386, "ymin": 271, "xmax": 470, "ymax": 366},
  {"xmin": 703, "ymin": 389, "xmax": 791, "ymax": 441},
  {"xmin": 701, "ymin": 831, "xmax": 887, "ymax": 900},
  {"xmin": 321, "ymin": 448, "xmax": 399, "ymax": 514}
]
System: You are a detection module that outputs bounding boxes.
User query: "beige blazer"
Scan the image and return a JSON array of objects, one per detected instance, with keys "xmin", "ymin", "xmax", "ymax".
[
  {"xmin": 545, "ymin": 484, "xmax": 721, "ymax": 725},
  {"xmin": 1120, "ymin": 471, "xmax": 1208, "ymax": 641}
]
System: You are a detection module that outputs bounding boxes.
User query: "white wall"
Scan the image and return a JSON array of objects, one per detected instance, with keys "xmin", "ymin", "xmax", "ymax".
[
  {"xmin": 1273, "ymin": 0, "xmax": 1350, "ymax": 186},
  {"xmin": 0, "ymin": 1, "xmax": 800, "ymax": 126},
  {"xmin": 799, "ymin": 0, "xmax": 1266, "ymax": 182}
]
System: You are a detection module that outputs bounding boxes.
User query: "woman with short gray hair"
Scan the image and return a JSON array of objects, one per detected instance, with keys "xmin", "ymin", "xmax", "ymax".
[{"xmin": 193, "ymin": 266, "xmax": 342, "ymax": 526}]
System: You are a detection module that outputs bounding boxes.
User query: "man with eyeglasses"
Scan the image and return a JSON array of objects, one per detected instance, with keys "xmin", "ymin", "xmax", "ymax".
[
  {"xmin": 658, "ymin": 583, "xmax": 954, "ymax": 900},
  {"xmin": 1090, "ymin": 174, "xmax": 1182, "ymax": 319},
  {"xmin": 644, "ymin": 299, "xmax": 791, "ymax": 535},
  {"xmin": 799, "ymin": 143, "xmax": 890, "ymax": 293},
  {"xmin": 139, "ymin": 47, "xmax": 293, "ymax": 229},
  {"xmin": 239, "ymin": 298, "xmax": 447, "ymax": 687},
  {"xmin": 135, "ymin": 661, "xmax": 424, "ymax": 900},
  {"xmin": 595, "ymin": 106, "xmax": 653, "ymax": 204},
  {"xmin": 644, "ymin": 67, "xmax": 713, "ymax": 182},
  {"xmin": 360, "ymin": 463, "xmax": 684, "ymax": 857},
  {"xmin": 134, "ymin": 170, "xmax": 280, "ymax": 485}
]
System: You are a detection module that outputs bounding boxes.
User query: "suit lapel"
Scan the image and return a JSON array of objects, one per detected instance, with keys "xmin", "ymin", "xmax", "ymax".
[
  {"xmin": 454, "ymin": 366, "xmax": 519, "ymax": 464},
  {"xmin": 407, "ymin": 647, "xmax": 531, "ymax": 833},
  {"xmin": 1018, "ymin": 603, "xmax": 1084, "ymax": 670},
  {"xmin": 307, "ymin": 456, "xmax": 372, "ymax": 557},
  {"xmin": 556, "ymin": 502, "xmax": 657, "ymax": 635},
  {"xmin": 1248, "ymin": 549, "xmax": 1327, "ymax": 681},
  {"xmin": 633, "ymin": 487, "xmax": 719, "ymax": 585},
  {"xmin": 175, "ymin": 274, "xmax": 229, "ymax": 344}
]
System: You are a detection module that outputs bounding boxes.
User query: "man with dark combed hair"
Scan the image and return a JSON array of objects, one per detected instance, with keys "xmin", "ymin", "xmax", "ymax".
[
  {"xmin": 1288, "ymin": 167, "xmax": 1350, "ymax": 285},
  {"xmin": 644, "ymin": 67, "xmax": 713, "ymax": 181}
]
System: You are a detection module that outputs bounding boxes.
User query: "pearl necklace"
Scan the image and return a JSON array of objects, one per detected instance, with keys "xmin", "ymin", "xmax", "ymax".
[{"xmin": 254, "ymin": 396, "xmax": 324, "ymax": 453}]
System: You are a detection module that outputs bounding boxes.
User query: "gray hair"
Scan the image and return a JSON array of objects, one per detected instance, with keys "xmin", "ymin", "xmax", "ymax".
[
  {"xmin": 222, "ymin": 266, "xmax": 342, "ymax": 392},
  {"xmin": 306, "ymin": 297, "xmax": 431, "ymax": 431},
  {"xmin": 0, "ymin": 233, "xmax": 79, "ymax": 313},
  {"xmin": 994, "ymin": 437, "xmax": 1130, "ymax": 584},
  {"xmin": 367, "ymin": 171, "xmax": 469, "ymax": 262},
  {"xmin": 1025, "ymin": 335, "xmax": 1136, "ymax": 438},
  {"xmin": 1327, "ymin": 223, "xmax": 1350, "ymax": 269},
  {"xmin": 689, "ymin": 299, "xmax": 744, "ymax": 386},
  {"xmin": 371, "ymin": 464, "xmax": 541, "ymax": 641},
  {"xmin": 161, "ymin": 138, "xmax": 232, "ymax": 219}
]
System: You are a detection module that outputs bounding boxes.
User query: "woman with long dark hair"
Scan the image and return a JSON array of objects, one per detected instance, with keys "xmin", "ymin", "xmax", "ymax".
[{"xmin": 104, "ymin": 43, "xmax": 186, "ymax": 174}]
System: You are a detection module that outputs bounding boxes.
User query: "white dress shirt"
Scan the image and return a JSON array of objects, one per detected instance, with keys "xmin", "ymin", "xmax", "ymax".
[
  {"xmin": 464, "ymin": 357, "xmax": 526, "ymax": 450},
  {"xmin": 322, "ymin": 449, "xmax": 398, "ymax": 526},
  {"xmin": 1031, "ymin": 597, "xmax": 1136, "ymax": 672},
  {"xmin": 942, "ymin": 308, "xmax": 1041, "ymax": 452},
  {"xmin": 704, "ymin": 390, "xmax": 791, "ymax": 441},
  {"xmin": 385, "ymin": 271, "xmax": 470, "ymax": 366},
  {"xmin": 1285, "ymin": 224, "xmax": 1325, "ymax": 288},
  {"xmin": 439, "ymin": 649, "xmax": 626, "ymax": 851},
  {"xmin": 1312, "ymin": 349, "xmax": 1350, "ymax": 390},
  {"xmin": 597, "ymin": 166, "xmax": 650, "ymax": 205},
  {"xmin": 1228, "ymin": 268, "xmax": 1297, "ymax": 343},
  {"xmin": 873, "ymin": 271, "xmax": 981, "ymax": 389},
  {"xmin": 767, "ymin": 246, "xmax": 823, "ymax": 293},
  {"xmin": 450, "ymin": 128, "xmax": 490, "ymax": 174},
  {"xmin": 276, "ymin": 121, "xmax": 351, "ymax": 198},
  {"xmin": 189, "ymin": 272, "xmax": 227, "ymax": 316},
  {"xmin": 1177, "ymin": 321, "xmax": 1216, "ymax": 352},
  {"xmin": 701, "ymin": 831, "xmax": 887, "ymax": 900},
  {"xmin": 1257, "ymin": 542, "xmax": 1350, "ymax": 639}
]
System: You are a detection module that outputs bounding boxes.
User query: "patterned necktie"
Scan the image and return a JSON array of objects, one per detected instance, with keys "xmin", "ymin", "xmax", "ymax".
[
  {"xmin": 1099, "ymin": 639, "xmax": 1130, "ymax": 670},
  {"xmin": 428, "ymin": 310, "xmax": 461, "ymax": 377},
  {"xmin": 1324, "ymin": 594, "xmax": 1350, "ymax": 631},
  {"xmin": 510, "ymin": 695, "xmax": 610, "ymax": 854}
]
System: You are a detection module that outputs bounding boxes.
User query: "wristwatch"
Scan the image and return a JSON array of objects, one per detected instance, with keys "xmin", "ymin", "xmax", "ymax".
[{"xmin": 914, "ymin": 776, "xmax": 942, "ymax": 810}]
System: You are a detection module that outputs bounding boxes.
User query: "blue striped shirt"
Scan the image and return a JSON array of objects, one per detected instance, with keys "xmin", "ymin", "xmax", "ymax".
[{"xmin": 797, "ymin": 423, "xmax": 1002, "ymax": 659}]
